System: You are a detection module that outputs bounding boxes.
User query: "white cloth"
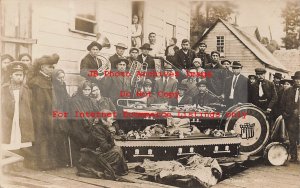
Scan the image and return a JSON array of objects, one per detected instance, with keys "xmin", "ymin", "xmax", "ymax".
[
  {"xmin": 259, "ymin": 82, "xmax": 264, "ymax": 97},
  {"xmin": 178, "ymin": 96, "xmax": 183, "ymax": 103},
  {"xmin": 2, "ymin": 90, "xmax": 32, "ymax": 151},
  {"xmin": 149, "ymin": 42, "xmax": 164, "ymax": 57},
  {"xmin": 229, "ymin": 74, "xmax": 239, "ymax": 99},
  {"xmin": 142, "ymin": 55, "xmax": 147, "ymax": 63},
  {"xmin": 295, "ymin": 88, "xmax": 299, "ymax": 102}
]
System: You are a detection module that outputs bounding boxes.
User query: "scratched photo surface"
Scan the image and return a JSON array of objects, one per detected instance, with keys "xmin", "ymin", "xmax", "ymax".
[{"xmin": 1, "ymin": 0, "xmax": 300, "ymax": 187}]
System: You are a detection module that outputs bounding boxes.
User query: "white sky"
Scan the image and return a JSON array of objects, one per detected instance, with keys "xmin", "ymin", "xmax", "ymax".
[{"xmin": 234, "ymin": 0, "xmax": 286, "ymax": 45}]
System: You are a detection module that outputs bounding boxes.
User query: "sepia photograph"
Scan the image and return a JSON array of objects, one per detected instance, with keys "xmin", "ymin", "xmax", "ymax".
[{"xmin": 0, "ymin": 0, "xmax": 299, "ymax": 187}]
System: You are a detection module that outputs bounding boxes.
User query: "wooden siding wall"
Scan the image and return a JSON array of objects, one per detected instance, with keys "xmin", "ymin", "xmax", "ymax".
[
  {"xmin": 202, "ymin": 22, "xmax": 264, "ymax": 77},
  {"xmin": 143, "ymin": 0, "xmax": 190, "ymax": 49},
  {"xmin": 1, "ymin": 0, "xmax": 33, "ymax": 59}
]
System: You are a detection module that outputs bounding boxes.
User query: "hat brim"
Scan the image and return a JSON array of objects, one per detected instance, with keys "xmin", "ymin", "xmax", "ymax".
[
  {"xmin": 114, "ymin": 45, "xmax": 128, "ymax": 49},
  {"xmin": 291, "ymin": 76, "xmax": 300, "ymax": 79},
  {"xmin": 231, "ymin": 66, "xmax": 243, "ymax": 68},
  {"xmin": 87, "ymin": 42, "xmax": 102, "ymax": 51},
  {"xmin": 280, "ymin": 79, "xmax": 293, "ymax": 84},
  {"xmin": 140, "ymin": 47, "xmax": 152, "ymax": 50}
]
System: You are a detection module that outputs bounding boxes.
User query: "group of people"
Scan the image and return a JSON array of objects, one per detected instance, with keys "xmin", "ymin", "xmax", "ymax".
[{"xmin": 1, "ymin": 31, "xmax": 299, "ymax": 177}]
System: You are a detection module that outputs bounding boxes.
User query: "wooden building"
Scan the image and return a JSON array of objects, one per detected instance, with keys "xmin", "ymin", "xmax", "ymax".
[
  {"xmin": 1, "ymin": 0, "xmax": 190, "ymax": 93},
  {"xmin": 193, "ymin": 19, "xmax": 289, "ymax": 80}
]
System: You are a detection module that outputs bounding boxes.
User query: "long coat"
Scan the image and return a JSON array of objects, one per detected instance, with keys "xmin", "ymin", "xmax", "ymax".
[
  {"xmin": 28, "ymin": 72, "xmax": 57, "ymax": 170},
  {"xmin": 204, "ymin": 62, "xmax": 226, "ymax": 96},
  {"xmin": 249, "ymin": 79, "xmax": 278, "ymax": 110},
  {"xmin": 1, "ymin": 83, "xmax": 35, "ymax": 144},
  {"xmin": 223, "ymin": 74, "xmax": 249, "ymax": 106},
  {"xmin": 280, "ymin": 86, "xmax": 299, "ymax": 159}
]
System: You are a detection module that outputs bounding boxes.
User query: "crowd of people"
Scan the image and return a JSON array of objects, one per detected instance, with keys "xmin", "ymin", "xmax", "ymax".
[{"xmin": 1, "ymin": 31, "xmax": 299, "ymax": 178}]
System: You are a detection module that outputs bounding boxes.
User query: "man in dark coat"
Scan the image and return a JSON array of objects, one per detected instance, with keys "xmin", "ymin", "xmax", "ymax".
[
  {"xmin": 204, "ymin": 51, "xmax": 226, "ymax": 96},
  {"xmin": 272, "ymin": 73, "xmax": 285, "ymax": 120},
  {"xmin": 109, "ymin": 43, "xmax": 128, "ymax": 70},
  {"xmin": 193, "ymin": 80, "xmax": 220, "ymax": 107},
  {"xmin": 169, "ymin": 83, "xmax": 192, "ymax": 106},
  {"xmin": 137, "ymin": 43, "xmax": 156, "ymax": 84},
  {"xmin": 165, "ymin": 37, "xmax": 179, "ymax": 65},
  {"xmin": 28, "ymin": 54, "xmax": 59, "ymax": 170},
  {"xmin": 196, "ymin": 42, "xmax": 211, "ymax": 68},
  {"xmin": 102, "ymin": 58, "xmax": 132, "ymax": 106},
  {"xmin": 174, "ymin": 39, "xmax": 196, "ymax": 75},
  {"xmin": 280, "ymin": 71, "xmax": 300, "ymax": 163},
  {"xmin": 153, "ymin": 66, "xmax": 178, "ymax": 104},
  {"xmin": 249, "ymin": 68, "xmax": 278, "ymax": 113},
  {"xmin": 2, "ymin": 61, "xmax": 34, "ymax": 151},
  {"xmin": 223, "ymin": 61, "xmax": 248, "ymax": 107},
  {"xmin": 80, "ymin": 41, "xmax": 104, "ymax": 82}
]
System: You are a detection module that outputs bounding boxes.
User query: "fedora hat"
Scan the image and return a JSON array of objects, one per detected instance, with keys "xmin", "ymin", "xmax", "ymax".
[
  {"xmin": 8, "ymin": 61, "xmax": 28, "ymax": 74},
  {"xmin": 231, "ymin": 61, "xmax": 242, "ymax": 68},
  {"xmin": 291, "ymin": 71, "xmax": 300, "ymax": 79},
  {"xmin": 114, "ymin": 43, "xmax": 128, "ymax": 49},
  {"xmin": 87, "ymin": 41, "xmax": 102, "ymax": 51},
  {"xmin": 140, "ymin": 43, "xmax": 152, "ymax": 50},
  {"xmin": 280, "ymin": 78, "xmax": 293, "ymax": 85},
  {"xmin": 273, "ymin": 73, "xmax": 283, "ymax": 79}
]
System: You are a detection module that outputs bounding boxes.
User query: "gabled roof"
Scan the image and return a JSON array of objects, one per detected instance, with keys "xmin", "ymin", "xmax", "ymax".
[{"xmin": 194, "ymin": 19, "xmax": 289, "ymax": 73}]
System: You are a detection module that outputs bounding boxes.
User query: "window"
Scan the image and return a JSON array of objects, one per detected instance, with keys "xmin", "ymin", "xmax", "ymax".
[
  {"xmin": 216, "ymin": 36, "xmax": 225, "ymax": 57},
  {"xmin": 70, "ymin": 0, "xmax": 97, "ymax": 36},
  {"xmin": 166, "ymin": 23, "xmax": 176, "ymax": 46}
]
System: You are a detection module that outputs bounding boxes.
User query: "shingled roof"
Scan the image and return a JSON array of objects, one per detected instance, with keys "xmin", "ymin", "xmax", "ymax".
[{"xmin": 194, "ymin": 19, "xmax": 289, "ymax": 73}]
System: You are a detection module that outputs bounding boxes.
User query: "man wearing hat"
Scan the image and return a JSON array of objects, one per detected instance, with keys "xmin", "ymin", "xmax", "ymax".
[
  {"xmin": 109, "ymin": 43, "xmax": 128, "ymax": 70},
  {"xmin": 169, "ymin": 83, "xmax": 192, "ymax": 106},
  {"xmin": 249, "ymin": 68, "xmax": 277, "ymax": 114},
  {"xmin": 221, "ymin": 59, "xmax": 234, "ymax": 78},
  {"xmin": 273, "ymin": 73, "xmax": 284, "ymax": 92},
  {"xmin": 28, "ymin": 54, "xmax": 60, "ymax": 170},
  {"xmin": 248, "ymin": 75, "xmax": 257, "ymax": 85},
  {"xmin": 137, "ymin": 43, "xmax": 156, "ymax": 82},
  {"xmin": 103, "ymin": 58, "xmax": 132, "ymax": 106},
  {"xmin": 80, "ymin": 41, "xmax": 106, "ymax": 83},
  {"xmin": 280, "ymin": 78, "xmax": 293, "ymax": 91},
  {"xmin": 204, "ymin": 51, "xmax": 226, "ymax": 96},
  {"xmin": 223, "ymin": 61, "xmax": 248, "ymax": 107},
  {"xmin": 2, "ymin": 61, "xmax": 34, "ymax": 161},
  {"xmin": 154, "ymin": 63, "xmax": 178, "ymax": 103},
  {"xmin": 280, "ymin": 71, "xmax": 300, "ymax": 163},
  {"xmin": 196, "ymin": 42, "xmax": 211, "ymax": 67},
  {"xmin": 135, "ymin": 79, "xmax": 159, "ymax": 106},
  {"xmin": 192, "ymin": 80, "xmax": 220, "ymax": 107}
]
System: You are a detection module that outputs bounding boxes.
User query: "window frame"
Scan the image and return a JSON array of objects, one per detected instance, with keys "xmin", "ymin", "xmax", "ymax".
[
  {"xmin": 69, "ymin": 1, "xmax": 97, "ymax": 37},
  {"xmin": 216, "ymin": 35, "xmax": 225, "ymax": 57}
]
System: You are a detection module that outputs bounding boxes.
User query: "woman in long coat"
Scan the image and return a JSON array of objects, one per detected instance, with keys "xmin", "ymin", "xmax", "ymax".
[
  {"xmin": 68, "ymin": 80, "xmax": 98, "ymax": 165},
  {"xmin": 52, "ymin": 69, "xmax": 71, "ymax": 167}
]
